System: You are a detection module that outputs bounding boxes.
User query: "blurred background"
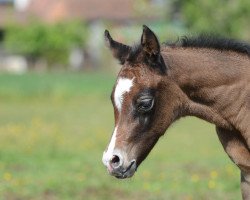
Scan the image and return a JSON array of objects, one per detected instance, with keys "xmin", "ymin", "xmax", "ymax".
[{"xmin": 0, "ymin": 0, "xmax": 249, "ymax": 199}]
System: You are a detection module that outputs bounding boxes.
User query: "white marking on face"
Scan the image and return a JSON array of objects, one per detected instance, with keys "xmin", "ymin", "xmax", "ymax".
[
  {"xmin": 114, "ymin": 78, "xmax": 134, "ymax": 112},
  {"xmin": 102, "ymin": 127, "xmax": 117, "ymax": 166},
  {"xmin": 102, "ymin": 77, "xmax": 134, "ymax": 166}
]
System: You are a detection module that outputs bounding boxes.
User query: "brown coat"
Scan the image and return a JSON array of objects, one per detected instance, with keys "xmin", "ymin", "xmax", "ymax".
[{"xmin": 103, "ymin": 25, "xmax": 250, "ymax": 199}]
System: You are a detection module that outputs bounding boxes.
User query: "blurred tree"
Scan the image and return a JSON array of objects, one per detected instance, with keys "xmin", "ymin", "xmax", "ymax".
[
  {"xmin": 4, "ymin": 21, "xmax": 88, "ymax": 69},
  {"xmin": 171, "ymin": 0, "xmax": 250, "ymax": 40}
]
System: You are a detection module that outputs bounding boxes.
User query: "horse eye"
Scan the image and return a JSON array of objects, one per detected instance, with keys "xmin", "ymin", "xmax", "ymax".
[{"xmin": 137, "ymin": 98, "xmax": 154, "ymax": 113}]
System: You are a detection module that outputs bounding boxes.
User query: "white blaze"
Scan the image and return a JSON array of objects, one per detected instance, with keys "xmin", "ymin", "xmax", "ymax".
[
  {"xmin": 102, "ymin": 77, "xmax": 134, "ymax": 165},
  {"xmin": 114, "ymin": 78, "xmax": 134, "ymax": 112},
  {"xmin": 102, "ymin": 127, "xmax": 117, "ymax": 165}
]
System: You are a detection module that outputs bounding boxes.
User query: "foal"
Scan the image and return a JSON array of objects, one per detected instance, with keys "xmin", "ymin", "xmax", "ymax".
[{"xmin": 102, "ymin": 25, "xmax": 250, "ymax": 199}]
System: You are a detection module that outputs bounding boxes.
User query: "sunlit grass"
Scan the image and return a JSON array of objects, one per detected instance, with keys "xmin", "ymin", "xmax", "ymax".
[{"xmin": 0, "ymin": 72, "xmax": 241, "ymax": 199}]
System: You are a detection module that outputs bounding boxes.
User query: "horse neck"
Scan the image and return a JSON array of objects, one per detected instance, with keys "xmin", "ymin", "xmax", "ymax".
[
  {"xmin": 164, "ymin": 47, "xmax": 248, "ymax": 88},
  {"xmin": 162, "ymin": 47, "xmax": 250, "ymax": 130}
]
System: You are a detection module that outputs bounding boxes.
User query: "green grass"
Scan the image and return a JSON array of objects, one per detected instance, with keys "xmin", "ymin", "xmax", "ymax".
[{"xmin": 0, "ymin": 72, "xmax": 241, "ymax": 200}]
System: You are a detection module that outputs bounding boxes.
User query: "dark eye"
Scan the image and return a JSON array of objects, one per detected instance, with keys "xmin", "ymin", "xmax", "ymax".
[{"xmin": 137, "ymin": 98, "xmax": 154, "ymax": 113}]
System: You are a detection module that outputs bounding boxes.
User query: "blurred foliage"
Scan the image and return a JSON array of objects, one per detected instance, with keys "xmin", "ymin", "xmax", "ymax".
[
  {"xmin": 2, "ymin": 1, "xmax": 250, "ymax": 72},
  {"xmin": 174, "ymin": 0, "xmax": 250, "ymax": 40},
  {"xmin": 4, "ymin": 21, "xmax": 88, "ymax": 67}
]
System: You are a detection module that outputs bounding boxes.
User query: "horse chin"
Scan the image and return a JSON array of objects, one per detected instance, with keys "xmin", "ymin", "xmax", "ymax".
[
  {"xmin": 114, "ymin": 169, "xmax": 136, "ymax": 179},
  {"xmin": 110, "ymin": 160, "xmax": 137, "ymax": 179}
]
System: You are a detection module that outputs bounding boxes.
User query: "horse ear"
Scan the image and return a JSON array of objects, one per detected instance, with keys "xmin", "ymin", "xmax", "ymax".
[
  {"xmin": 141, "ymin": 25, "xmax": 167, "ymax": 74},
  {"xmin": 104, "ymin": 30, "xmax": 131, "ymax": 64},
  {"xmin": 141, "ymin": 25, "xmax": 160, "ymax": 56}
]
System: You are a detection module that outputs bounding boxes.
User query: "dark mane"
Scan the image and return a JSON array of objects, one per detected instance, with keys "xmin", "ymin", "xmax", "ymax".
[{"xmin": 166, "ymin": 34, "xmax": 250, "ymax": 56}]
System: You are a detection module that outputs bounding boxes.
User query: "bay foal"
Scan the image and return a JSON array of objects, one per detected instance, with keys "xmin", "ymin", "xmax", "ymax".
[{"xmin": 102, "ymin": 25, "xmax": 250, "ymax": 199}]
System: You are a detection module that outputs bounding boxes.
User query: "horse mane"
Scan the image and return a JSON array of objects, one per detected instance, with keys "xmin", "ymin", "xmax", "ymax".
[{"xmin": 166, "ymin": 34, "xmax": 250, "ymax": 56}]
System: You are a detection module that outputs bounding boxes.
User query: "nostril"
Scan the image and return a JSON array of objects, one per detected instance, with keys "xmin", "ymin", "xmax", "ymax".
[{"xmin": 110, "ymin": 155, "xmax": 121, "ymax": 169}]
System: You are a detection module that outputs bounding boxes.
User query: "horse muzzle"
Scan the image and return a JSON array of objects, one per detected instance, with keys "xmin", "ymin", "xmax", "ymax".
[{"xmin": 102, "ymin": 150, "xmax": 137, "ymax": 179}]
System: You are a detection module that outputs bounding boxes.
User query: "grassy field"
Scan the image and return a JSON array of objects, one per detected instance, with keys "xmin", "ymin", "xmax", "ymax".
[{"xmin": 0, "ymin": 72, "xmax": 241, "ymax": 200}]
